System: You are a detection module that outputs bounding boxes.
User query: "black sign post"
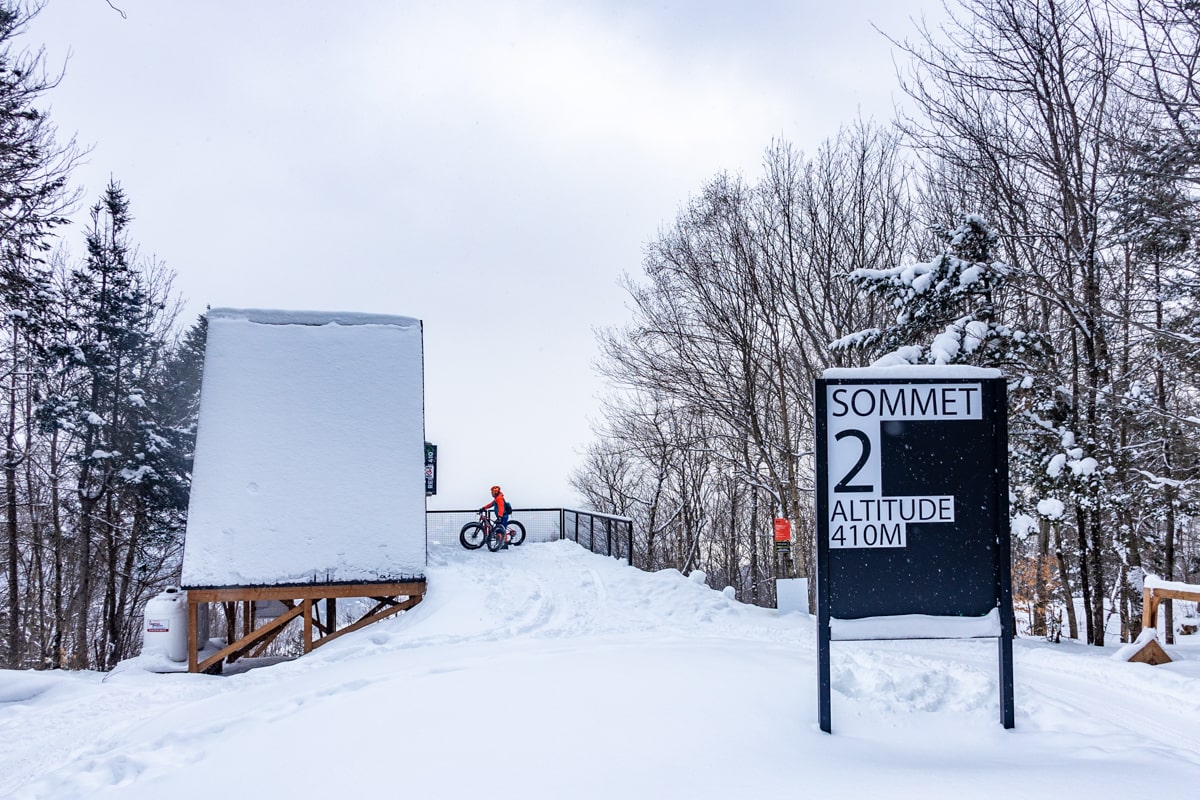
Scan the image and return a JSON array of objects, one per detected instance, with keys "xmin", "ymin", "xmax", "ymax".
[{"xmin": 816, "ymin": 369, "xmax": 1013, "ymax": 733}]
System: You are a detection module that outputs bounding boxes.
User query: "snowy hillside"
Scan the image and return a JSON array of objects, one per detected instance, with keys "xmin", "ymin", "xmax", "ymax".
[{"xmin": 2, "ymin": 540, "xmax": 1199, "ymax": 799}]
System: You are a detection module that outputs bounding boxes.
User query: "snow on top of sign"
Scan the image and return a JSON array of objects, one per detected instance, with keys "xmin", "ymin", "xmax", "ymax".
[
  {"xmin": 823, "ymin": 365, "xmax": 1002, "ymax": 379},
  {"xmin": 181, "ymin": 310, "xmax": 427, "ymax": 587},
  {"xmin": 207, "ymin": 307, "xmax": 420, "ymax": 328},
  {"xmin": 830, "ymin": 608, "xmax": 1002, "ymax": 641},
  {"xmin": 1144, "ymin": 574, "xmax": 1200, "ymax": 593}
]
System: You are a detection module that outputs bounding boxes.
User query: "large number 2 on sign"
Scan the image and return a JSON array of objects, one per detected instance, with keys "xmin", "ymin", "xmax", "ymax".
[{"xmin": 833, "ymin": 429, "xmax": 873, "ymax": 493}]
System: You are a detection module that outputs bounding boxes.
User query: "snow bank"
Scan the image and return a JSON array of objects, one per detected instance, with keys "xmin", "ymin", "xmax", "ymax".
[{"xmin": 6, "ymin": 542, "xmax": 1200, "ymax": 800}]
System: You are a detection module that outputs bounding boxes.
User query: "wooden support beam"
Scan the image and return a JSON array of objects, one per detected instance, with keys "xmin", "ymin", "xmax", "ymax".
[
  {"xmin": 361, "ymin": 596, "xmax": 407, "ymax": 618},
  {"xmin": 249, "ymin": 623, "xmax": 290, "ymax": 658},
  {"xmin": 1148, "ymin": 587, "xmax": 1200, "ymax": 602},
  {"xmin": 303, "ymin": 598, "xmax": 313, "ymax": 654},
  {"xmin": 185, "ymin": 581, "xmax": 427, "ymax": 672},
  {"xmin": 314, "ymin": 595, "xmax": 422, "ymax": 650},
  {"xmin": 1143, "ymin": 588, "xmax": 1160, "ymax": 632},
  {"xmin": 197, "ymin": 603, "xmax": 306, "ymax": 674},
  {"xmin": 188, "ymin": 598, "xmax": 200, "ymax": 673}
]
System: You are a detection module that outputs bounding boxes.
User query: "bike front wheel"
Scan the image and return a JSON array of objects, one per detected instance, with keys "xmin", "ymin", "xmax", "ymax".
[
  {"xmin": 507, "ymin": 520, "xmax": 526, "ymax": 546},
  {"xmin": 460, "ymin": 522, "xmax": 486, "ymax": 550},
  {"xmin": 486, "ymin": 527, "xmax": 505, "ymax": 552}
]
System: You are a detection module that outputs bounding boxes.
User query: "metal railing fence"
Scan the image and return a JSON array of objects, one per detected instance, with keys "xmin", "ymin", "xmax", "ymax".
[{"xmin": 426, "ymin": 507, "xmax": 634, "ymax": 566}]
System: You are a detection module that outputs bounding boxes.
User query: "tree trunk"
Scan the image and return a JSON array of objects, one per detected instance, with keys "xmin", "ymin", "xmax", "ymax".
[
  {"xmin": 73, "ymin": 492, "xmax": 97, "ymax": 669},
  {"xmin": 1165, "ymin": 495, "xmax": 1176, "ymax": 644},
  {"xmin": 101, "ymin": 491, "xmax": 120, "ymax": 670},
  {"xmin": 25, "ymin": 430, "xmax": 46, "ymax": 666},
  {"xmin": 1121, "ymin": 508, "xmax": 1144, "ymax": 642},
  {"xmin": 749, "ymin": 486, "xmax": 760, "ymax": 606},
  {"xmin": 1075, "ymin": 506, "xmax": 1094, "ymax": 644},
  {"xmin": 1054, "ymin": 522, "xmax": 1079, "ymax": 641},
  {"xmin": 113, "ymin": 498, "xmax": 142, "ymax": 665},
  {"xmin": 1155, "ymin": 256, "xmax": 1177, "ymax": 644},
  {"xmin": 50, "ymin": 431, "xmax": 65, "ymax": 670},
  {"xmin": 1088, "ymin": 507, "xmax": 1106, "ymax": 646},
  {"xmin": 1033, "ymin": 517, "xmax": 1051, "ymax": 637},
  {"xmin": 5, "ymin": 323, "xmax": 22, "ymax": 668}
]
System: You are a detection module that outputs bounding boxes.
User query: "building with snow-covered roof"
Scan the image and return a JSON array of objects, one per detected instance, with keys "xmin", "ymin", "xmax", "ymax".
[{"xmin": 179, "ymin": 308, "xmax": 427, "ymax": 672}]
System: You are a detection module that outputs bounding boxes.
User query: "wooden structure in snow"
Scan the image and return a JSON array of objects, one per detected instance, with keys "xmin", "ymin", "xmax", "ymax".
[
  {"xmin": 186, "ymin": 581, "xmax": 424, "ymax": 673},
  {"xmin": 1142, "ymin": 584, "xmax": 1200, "ymax": 631},
  {"xmin": 181, "ymin": 309, "xmax": 428, "ymax": 672},
  {"xmin": 1125, "ymin": 633, "xmax": 1173, "ymax": 666},
  {"xmin": 1124, "ymin": 576, "xmax": 1200, "ymax": 666},
  {"xmin": 1142, "ymin": 578, "xmax": 1200, "ymax": 647}
]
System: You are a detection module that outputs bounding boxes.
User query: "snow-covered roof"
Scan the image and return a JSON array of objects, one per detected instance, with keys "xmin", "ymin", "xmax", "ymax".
[
  {"xmin": 181, "ymin": 308, "xmax": 427, "ymax": 588},
  {"xmin": 206, "ymin": 307, "xmax": 420, "ymax": 328}
]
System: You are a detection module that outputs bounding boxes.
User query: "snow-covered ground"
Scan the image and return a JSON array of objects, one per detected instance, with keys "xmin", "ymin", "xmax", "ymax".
[{"xmin": 2, "ymin": 540, "xmax": 1199, "ymax": 799}]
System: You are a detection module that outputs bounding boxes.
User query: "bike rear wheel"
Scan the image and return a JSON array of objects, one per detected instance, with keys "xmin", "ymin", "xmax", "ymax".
[
  {"xmin": 460, "ymin": 522, "xmax": 486, "ymax": 550},
  {"xmin": 507, "ymin": 520, "xmax": 526, "ymax": 546}
]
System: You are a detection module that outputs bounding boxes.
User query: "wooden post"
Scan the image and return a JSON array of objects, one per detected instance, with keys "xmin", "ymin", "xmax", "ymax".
[
  {"xmin": 1143, "ymin": 587, "xmax": 1158, "ymax": 631},
  {"xmin": 303, "ymin": 598, "xmax": 313, "ymax": 653},
  {"xmin": 188, "ymin": 598, "xmax": 199, "ymax": 673}
]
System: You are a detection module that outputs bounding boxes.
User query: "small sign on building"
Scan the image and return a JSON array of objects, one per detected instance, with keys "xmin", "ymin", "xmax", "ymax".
[{"xmin": 424, "ymin": 442, "xmax": 438, "ymax": 496}]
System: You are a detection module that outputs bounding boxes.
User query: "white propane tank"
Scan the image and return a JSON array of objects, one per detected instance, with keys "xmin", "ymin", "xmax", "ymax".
[{"xmin": 142, "ymin": 587, "xmax": 189, "ymax": 662}]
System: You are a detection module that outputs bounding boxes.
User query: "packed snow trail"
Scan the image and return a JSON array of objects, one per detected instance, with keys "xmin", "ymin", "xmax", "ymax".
[{"xmin": 2, "ymin": 540, "xmax": 1199, "ymax": 799}]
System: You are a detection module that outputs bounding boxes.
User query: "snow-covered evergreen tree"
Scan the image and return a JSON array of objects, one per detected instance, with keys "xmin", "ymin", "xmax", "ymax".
[
  {"xmin": 834, "ymin": 214, "xmax": 1046, "ymax": 371},
  {"xmin": 136, "ymin": 313, "xmax": 205, "ymax": 547},
  {"xmin": 835, "ymin": 214, "xmax": 1086, "ymax": 638},
  {"xmin": 0, "ymin": 0, "xmax": 80, "ymax": 668},
  {"xmin": 38, "ymin": 181, "xmax": 177, "ymax": 667}
]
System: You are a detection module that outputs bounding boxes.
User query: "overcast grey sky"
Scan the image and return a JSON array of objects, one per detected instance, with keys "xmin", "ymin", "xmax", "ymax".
[{"xmin": 28, "ymin": 1, "xmax": 936, "ymax": 509}]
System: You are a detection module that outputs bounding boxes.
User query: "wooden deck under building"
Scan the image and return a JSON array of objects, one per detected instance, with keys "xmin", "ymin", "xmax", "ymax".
[{"xmin": 186, "ymin": 580, "xmax": 425, "ymax": 673}]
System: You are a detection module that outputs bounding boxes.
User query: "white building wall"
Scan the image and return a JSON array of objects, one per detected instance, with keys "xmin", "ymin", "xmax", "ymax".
[{"xmin": 181, "ymin": 308, "xmax": 427, "ymax": 587}]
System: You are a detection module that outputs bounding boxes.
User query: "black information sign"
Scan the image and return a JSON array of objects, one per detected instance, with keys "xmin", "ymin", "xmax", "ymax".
[
  {"xmin": 815, "ymin": 370, "xmax": 1014, "ymax": 733},
  {"xmin": 424, "ymin": 442, "xmax": 438, "ymax": 497}
]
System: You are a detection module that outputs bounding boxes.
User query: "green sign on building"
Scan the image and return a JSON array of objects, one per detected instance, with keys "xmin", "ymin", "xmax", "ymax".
[{"xmin": 424, "ymin": 442, "xmax": 437, "ymax": 496}]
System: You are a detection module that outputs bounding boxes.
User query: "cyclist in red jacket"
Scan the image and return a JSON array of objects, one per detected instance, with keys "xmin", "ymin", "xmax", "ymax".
[{"xmin": 480, "ymin": 485, "xmax": 512, "ymax": 545}]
